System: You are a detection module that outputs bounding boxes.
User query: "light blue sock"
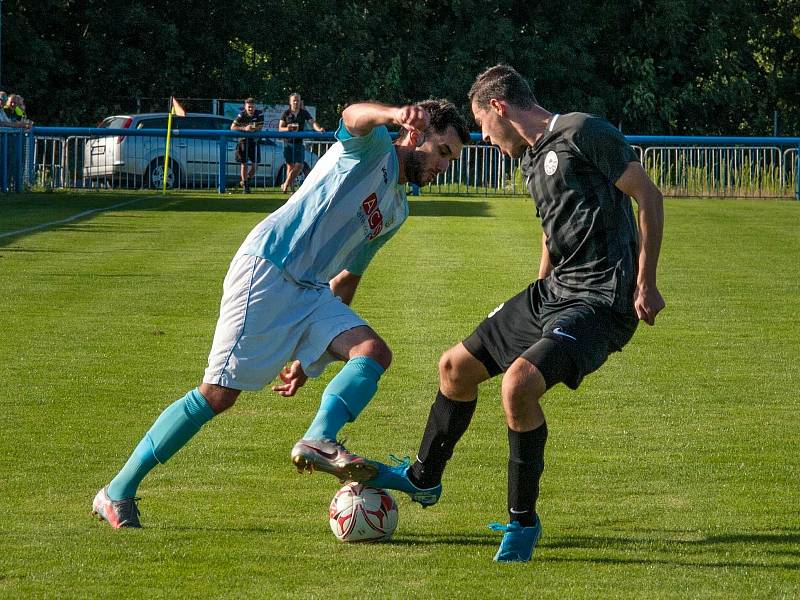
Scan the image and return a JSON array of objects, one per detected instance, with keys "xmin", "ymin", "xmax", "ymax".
[
  {"xmin": 107, "ymin": 388, "xmax": 216, "ymax": 500},
  {"xmin": 304, "ymin": 356, "xmax": 385, "ymax": 440}
]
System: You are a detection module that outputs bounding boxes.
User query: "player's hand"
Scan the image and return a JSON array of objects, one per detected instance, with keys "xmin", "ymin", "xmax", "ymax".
[
  {"xmin": 272, "ymin": 360, "xmax": 308, "ymax": 397},
  {"xmin": 634, "ymin": 284, "xmax": 665, "ymax": 326},
  {"xmin": 395, "ymin": 105, "xmax": 430, "ymax": 139}
]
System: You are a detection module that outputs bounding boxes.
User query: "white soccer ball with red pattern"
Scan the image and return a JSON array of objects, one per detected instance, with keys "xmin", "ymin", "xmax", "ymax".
[{"xmin": 328, "ymin": 483, "xmax": 398, "ymax": 542}]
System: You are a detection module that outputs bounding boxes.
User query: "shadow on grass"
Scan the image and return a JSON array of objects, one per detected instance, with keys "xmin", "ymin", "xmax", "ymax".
[
  {"xmin": 151, "ymin": 196, "xmax": 286, "ymax": 214},
  {"xmin": 389, "ymin": 532, "xmax": 496, "ymax": 547},
  {"xmin": 0, "ymin": 192, "xmax": 493, "ymax": 248},
  {"xmin": 541, "ymin": 529, "xmax": 800, "ymax": 569},
  {"xmin": 408, "ymin": 199, "xmax": 492, "ymax": 217},
  {"xmin": 389, "ymin": 528, "xmax": 800, "ymax": 569}
]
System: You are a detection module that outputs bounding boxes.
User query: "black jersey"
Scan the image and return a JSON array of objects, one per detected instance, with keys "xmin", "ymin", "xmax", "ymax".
[
  {"xmin": 520, "ymin": 113, "xmax": 640, "ymax": 314},
  {"xmin": 233, "ymin": 108, "xmax": 265, "ymax": 133},
  {"xmin": 281, "ymin": 108, "xmax": 313, "ymax": 132}
]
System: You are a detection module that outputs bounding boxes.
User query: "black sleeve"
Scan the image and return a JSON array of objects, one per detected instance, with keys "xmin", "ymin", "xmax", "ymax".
[{"xmin": 574, "ymin": 117, "xmax": 639, "ymax": 184}]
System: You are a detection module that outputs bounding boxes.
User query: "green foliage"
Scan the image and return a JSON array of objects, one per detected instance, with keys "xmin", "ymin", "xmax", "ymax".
[{"xmin": 2, "ymin": 1, "xmax": 799, "ymax": 132}]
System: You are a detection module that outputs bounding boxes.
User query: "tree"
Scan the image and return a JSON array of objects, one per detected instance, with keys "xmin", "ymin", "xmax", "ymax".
[{"xmin": 2, "ymin": 0, "xmax": 797, "ymax": 134}]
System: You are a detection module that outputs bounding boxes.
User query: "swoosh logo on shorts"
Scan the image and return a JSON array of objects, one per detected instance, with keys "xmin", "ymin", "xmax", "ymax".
[{"xmin": 552, "ymin": 327, "xmax": 577, "ymax": 341}]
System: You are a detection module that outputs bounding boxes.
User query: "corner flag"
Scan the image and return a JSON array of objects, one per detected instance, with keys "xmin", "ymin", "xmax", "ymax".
[
  {"xmin": 162, "ymin": 96, "xmax": 186, "ymax": 193},
  {"xmin": 171, "ymin": 97, "xmax": 187, "ymax": 117}
]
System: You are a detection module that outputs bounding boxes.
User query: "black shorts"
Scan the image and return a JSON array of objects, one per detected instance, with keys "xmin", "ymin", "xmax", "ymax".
[
  {"xmin": 462, "ymin": 280, "xmax": 638, "ymax": 390},
  {"xmin": 236, "ymin": 139, "xmax": 260, "ymax": 164},
  {"xmin": 284, "ymin": 143, "xmax": 305, "ymax": 165}
]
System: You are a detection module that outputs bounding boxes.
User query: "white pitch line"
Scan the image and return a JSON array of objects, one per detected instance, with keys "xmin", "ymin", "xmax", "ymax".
[{"xmin": 0, "ymin": 195, "xmax": 155, "ymax": 240}]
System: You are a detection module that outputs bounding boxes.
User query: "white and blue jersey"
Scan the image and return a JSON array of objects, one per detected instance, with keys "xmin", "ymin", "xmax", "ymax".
[{"xmin": 238, "ymin": 120, "xmax": 408, "ymax": 287}]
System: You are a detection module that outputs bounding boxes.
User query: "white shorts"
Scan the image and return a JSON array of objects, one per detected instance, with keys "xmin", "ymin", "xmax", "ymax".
[{"xmin": 203, "ymin": 253, "xmax": 367, "ymax": 391}]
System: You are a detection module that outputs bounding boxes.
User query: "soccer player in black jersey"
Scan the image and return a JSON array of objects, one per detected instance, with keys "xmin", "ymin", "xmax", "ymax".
[{"xmin": 368, "ymin": 64, "xmax": 665, "ymax": 562}]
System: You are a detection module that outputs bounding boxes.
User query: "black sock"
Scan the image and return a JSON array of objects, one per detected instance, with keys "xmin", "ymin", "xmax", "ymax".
[
  {"xmin": 409, "ymin": 391, "xmax": 477, "ymax": 489},
  {"xmin": 507, "ymin": 421, "xmax": 548, "ymax": 527}
]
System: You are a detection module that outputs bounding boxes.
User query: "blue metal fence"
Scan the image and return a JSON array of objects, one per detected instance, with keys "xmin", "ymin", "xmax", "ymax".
[
  {"xmin": 0, "ymin": 128, "xmax": 29, "ymax": 193},
  {"xmin": 6, "ymin": 126, "xmax": 800, "ymax": 199}
]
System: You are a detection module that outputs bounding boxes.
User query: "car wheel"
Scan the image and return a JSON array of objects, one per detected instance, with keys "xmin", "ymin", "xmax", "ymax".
[
  {"xmin": 295, "ymin": 163, "xmax": 311, "ymax": 186},
  {"xmin": 275, "ymin": 162, "xmax": 311, "ymax": 188},
  {"xmin": 146, "ymin": 159, "xmax": 180, "ymax": 189}
]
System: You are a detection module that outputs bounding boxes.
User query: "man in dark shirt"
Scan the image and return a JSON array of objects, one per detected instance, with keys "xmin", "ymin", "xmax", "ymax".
[
  {"xmin": 367, "ymin": 65, "xmax": 665, "ymax": 562},
  {"xmin": 279, "ymin": 93, "xmax": 324, "ymax": 193},
  {"xmin": 231, "ymin": 98, "xmax": 265, "ymax": 193}
]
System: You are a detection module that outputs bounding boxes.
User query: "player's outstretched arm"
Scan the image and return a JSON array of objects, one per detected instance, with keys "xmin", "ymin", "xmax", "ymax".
[
  {"xmin": 342, "ymin": 103, "xmax": 429, "ymax": 138},
  {"xmin": 616, "ymin": 161, "xmax": 666, "ymax": 326},
  {"xmin": 329, "ymin": 270, "xmax": 361, "ymax": 306}
]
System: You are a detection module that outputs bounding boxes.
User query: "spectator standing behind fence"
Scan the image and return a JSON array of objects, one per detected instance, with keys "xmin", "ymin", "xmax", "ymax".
[
  {"xmin": 231, "ymin": 98, "xmax": 265, "ymax": 194},
  {"xmin": 0, "ymin": 102, "xmax": 26, "ymax": 128},
  {"xmin": 279, "ymin": 93, "xmax": 324, "ymax": 193},
  {"xmin": 3, "ymin": 94, "xmax": 31, "ymax": 127},
  {"xmin": 0, "ymin": 93, "xmax": 32, "ymax": 192}
]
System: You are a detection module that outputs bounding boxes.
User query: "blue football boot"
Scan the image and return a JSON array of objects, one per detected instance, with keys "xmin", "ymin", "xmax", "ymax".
[
  {"xmin": 488, "ymin": 516, "xmax": 542, "ymax": 562},
  {"xmin": 366, "ymin": 455, "xmax": 442, "ymax": 507}
]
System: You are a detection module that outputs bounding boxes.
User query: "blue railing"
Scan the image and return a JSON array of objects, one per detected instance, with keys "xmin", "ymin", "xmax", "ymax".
[
  {"xmin": 9, "ymin": 127, "xmax": 800, "ymax": 199},
  {"xmin": 31, "ymin": 127, "xmax": 334, "ymax": 194},
  {"xmin": 0, "ymin": 128, "xmax": 29, "ymax": 193},
  {"xmin": 628, "ymin": 135, "xmax": 800, "ymax": 201}
]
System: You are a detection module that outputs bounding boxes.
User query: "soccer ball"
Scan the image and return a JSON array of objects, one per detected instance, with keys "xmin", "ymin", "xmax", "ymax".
[{"xmin": 328, "ymin": 483, "xmax": 398, "ymax": 542}]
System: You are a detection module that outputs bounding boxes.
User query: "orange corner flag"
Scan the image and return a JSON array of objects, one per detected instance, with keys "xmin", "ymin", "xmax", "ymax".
[{"xmin": 171, "ymin": 97, "xmax": 187, "ymax": 117}]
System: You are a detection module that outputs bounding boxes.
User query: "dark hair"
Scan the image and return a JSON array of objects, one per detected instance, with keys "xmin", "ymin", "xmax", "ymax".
[
  {"xmin": 468, "ymin": 65, "xmax": 537, "ymax": 110},
  {"xmin": 397, "ymin": 98, "xmax": 470, "ymax": 144},
  {"xmin": 244, "ymin": 97, "xmax": 255, "ymax": 104}
]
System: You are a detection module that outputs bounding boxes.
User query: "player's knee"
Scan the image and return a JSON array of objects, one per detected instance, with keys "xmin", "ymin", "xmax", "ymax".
[
  {"xmin": 199, "ymin": 384, "xmax": 240, "ymax": 414},
  {"xmin": 351, "ymin": 337, "xmax": 392, "ymax": 370},
  {"xmin": 438, "ymin": 349, "xmax": 465, "ymax": 387},
  {"xmin": 501, "ymin": 361, "xmax": 545, "ymax": 403}
]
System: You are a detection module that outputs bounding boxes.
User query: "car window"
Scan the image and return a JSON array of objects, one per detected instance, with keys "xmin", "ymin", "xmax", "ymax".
[
  {"xmin": 100, "ymin": 117, "xmax": 131, "ymax": 128},
  {"xmin": 175, "ymin": 116, "xmax": 232, "ymax": 130},
  {"xmin": 176, "ymin": 117, "xmax": 202, "ymax": 130},
  {"xmin": 136, "ymin": 118, "xmax": 170, "ymax": 130}
]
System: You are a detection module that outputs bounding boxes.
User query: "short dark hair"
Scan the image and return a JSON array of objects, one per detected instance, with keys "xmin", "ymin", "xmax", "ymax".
[
  {"xmin": 397, "ymin": 98, "xmax": 470, "ymax": 144},
  {"xmin": 468, "ymin": 65, "xmax": 537, "ymax": 110},
  {"xmin": 244, "ymin": 97, "xmax": 255, "ymax": 104}
]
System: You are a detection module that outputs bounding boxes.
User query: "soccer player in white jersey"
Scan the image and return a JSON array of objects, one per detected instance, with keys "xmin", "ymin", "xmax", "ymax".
[{"xmin": 91, "ymin": 99, "xmax": 470, "ymax": 528}]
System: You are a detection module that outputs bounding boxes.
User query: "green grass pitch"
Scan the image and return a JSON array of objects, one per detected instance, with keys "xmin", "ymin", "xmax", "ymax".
[{"xmin": 1, "ymin": 190, "xmax": 798, "ymax": 599}]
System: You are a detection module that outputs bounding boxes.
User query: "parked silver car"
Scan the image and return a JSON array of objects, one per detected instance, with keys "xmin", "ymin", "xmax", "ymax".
[{"xmin": 83, "ymin": 112, "xmax": 319, "ymax": 188}]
